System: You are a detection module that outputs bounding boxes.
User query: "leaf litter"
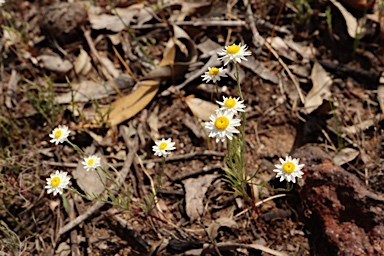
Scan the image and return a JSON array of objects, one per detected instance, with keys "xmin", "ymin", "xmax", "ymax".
[{"xmin": 1, "ymin": 0, "xmax": 384, "ymax": 255}]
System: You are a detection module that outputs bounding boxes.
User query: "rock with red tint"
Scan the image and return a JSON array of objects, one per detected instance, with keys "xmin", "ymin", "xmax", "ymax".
[
  {"xmin": 293, "ymin": 146, "xmax": 384, "ymax": 256},
  {"xmin": 339, "ymin": 0, "xmax": 375, "ymax": 12}
]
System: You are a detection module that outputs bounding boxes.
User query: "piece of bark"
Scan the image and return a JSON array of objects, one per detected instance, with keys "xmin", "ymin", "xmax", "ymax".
[{"xmin": 293, "ymin": 145, "xmax": 384, "ymax": 256}]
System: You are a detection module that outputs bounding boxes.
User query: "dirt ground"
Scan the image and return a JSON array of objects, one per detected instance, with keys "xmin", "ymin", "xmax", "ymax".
[{"xmin": 1, "ymin": 0, "xmax": 384, "ymax": 255}]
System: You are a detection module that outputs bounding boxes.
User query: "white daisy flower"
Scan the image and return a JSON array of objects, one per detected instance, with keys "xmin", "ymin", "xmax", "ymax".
[
  {"xmin": 217, "ymin": 43, "xmax": 252, "ymax": 66},
  {"xmin": 205, "ymin": 110, "xmax": 241, "ymax": 143},
  {"xmin": 217, "ymin": 96, "xmax": 245, "ymax": 114},
  {"xmin": 273, "ymin": 156, "xmax": 305, "ymax": 183},
  {"xmin": 152, "ymin": 138, "xmax": 176, "ymax": 157},
  {"xmin": 45, "ymin": 170, "xmax": 71, "ymax": 196},
  {"xmin": 82, "ymin": 155, "xmax": 101, "ymax": 171},
  {"xmin": 201, "ymin": 67, "xmax": 227, "ymax": 83},
  {"xmin": 49, "ymin": 125, "xmax": 70, "ymax": 145}
]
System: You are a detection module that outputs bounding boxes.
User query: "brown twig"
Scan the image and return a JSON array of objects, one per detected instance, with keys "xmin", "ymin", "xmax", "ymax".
[
  {"xmin": 68, "ymin": 198, "xmax": 80, "ymax": 256},
  {"xmin": 202, "ymin": 242, "xmax": 288, "ymax": 256},
  {"xmin": 82, "ymin": 26, "xmax": 123, "ymax": 97}
]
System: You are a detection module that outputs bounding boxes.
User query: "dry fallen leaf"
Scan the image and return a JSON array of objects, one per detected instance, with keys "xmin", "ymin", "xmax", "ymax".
[
  {"xmin": 73, "ymin": 48, "xmax": 92, "ymax": 76},
  {"xmin": 332, "ymin": 148, "xmax": 359, "ymax": 166},
  {"xmin": 330, "ymin": 0, "xmax": 366, "ymax": 39},
  {"xmin": 105, "ymin": 25, "xmax": 197, "ymax": 125},
  {"xmin": 207, "ymin": 217, "xmax": 238, "ymax": 240},
  {"xmin": 55, "ymin": 74, "xmax": 134, "ymax": 104},
  {"xmin": 182, "ymin": 175, "xmax": 219, "ymax": 221},
  {"xmin": 89, "ymin": 4, "xmax": 143, "ymax": 32},
  {"xmin": 266, "ymin": 36, "xmax": 293, "ymax": 61},
  {"xmin": 377, "ymin": 85, "xmax": 384, "ymax": 114},
  {"xmin": 240, "ymin": 56, "xmax": 279, "ymax": 84},
  {"xmin": 304, "ymin": 61, "xmax": 332, "ymax": 114},
  {"xmin": 55, "ymin": 242, "xmax": 71, "ymax": 256},
  {"xmin": 37, "ymin": 54, "xmax": 73, "ymax": 73},
  {"xmin": 106, "ymin": 80, "xmax": 159, "ymax": 126},
  {"xmin": 185, "ymin": 95, "xmax": 218, "ymax": 121}
]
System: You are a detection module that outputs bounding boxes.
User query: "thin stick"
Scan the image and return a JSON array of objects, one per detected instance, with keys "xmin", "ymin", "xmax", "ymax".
[
  {"xmin": 234, "ymin": 194, "xmax": 287, "ymax": 219},
  {"xmin": 82, "ymin": 27, "xmax": 123, "ymax": 97},
  {"xmin": 112, "ymin": 45, "xmax": 138, "ymax": 82}
]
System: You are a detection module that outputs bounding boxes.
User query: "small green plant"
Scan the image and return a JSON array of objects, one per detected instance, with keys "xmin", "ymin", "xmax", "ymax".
[
  {"xmin": 201, "ymin": 43, "xmax": 305, "ymax": 203},
  {"xmin": 293, "ymin": 0, "xmax": 313, "ymax": 26},
  {"xmin": 329, "ymin": 100, "xmax": 343, "ymax": 151},
  {"xmin": 46, "ymin": 125, "xmax": 177, "ymax": 217},
  {"xmin": 325, "ymin": 8, "xmax": 333, "ymax": 32},
  {"xmin": 22, "ymin": 77, "xmax": 62, "ymax": 126}
]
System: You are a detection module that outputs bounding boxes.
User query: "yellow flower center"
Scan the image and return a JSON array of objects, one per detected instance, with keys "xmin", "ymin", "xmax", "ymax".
[
  {"xmin": 226, "ymin": 44, "xmax": 241, "ymax": 54},
  {"xmin": 225, "ymin": 98, "xmax": 236, "ymax": 108},
  {"xmin": 54, "ymin": 130, "xmax": 62, "ymax": 138},
  {"xmin": 283, "ymin": 162, "xmax": 295, "ymax": 173},
  {"xmin": 87, "ymin": 159, "xmax": 95, "ymax": 166},
  {"xmin": 51, "ymin": 176, "xmax": 61, "ymax": 187},
  {"xmin": 214, "ymin": 116, "xmax": 230, "ymax": 130},
  {"xmin": 209, "ymin": 67, "xmax": 219, "ymax": 76},
  {"xmin": 159, "ymin": 142, "xmax": 168, "ymax": 150}
]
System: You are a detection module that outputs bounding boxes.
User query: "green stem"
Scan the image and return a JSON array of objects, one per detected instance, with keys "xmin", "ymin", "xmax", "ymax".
[
  {"xmin": 235, "ymin": 63, "xmax": 246, "ymax": 172},
  {"xmin": 66, "ymin": 140, "xmax": 84, "ymax": 154},
  {"xmin": 158, "ymin": 157, "xmax": 166, "ymax": 188}
]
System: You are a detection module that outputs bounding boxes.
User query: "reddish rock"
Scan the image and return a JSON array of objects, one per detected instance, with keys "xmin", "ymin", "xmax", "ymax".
[{"xmin": 293, "ymin": 146, "xmax": 384, "ymax": 256}]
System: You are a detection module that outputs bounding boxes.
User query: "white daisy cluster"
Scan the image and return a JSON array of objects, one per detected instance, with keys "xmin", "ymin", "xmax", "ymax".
[
  {"xmin": 46, "ymin": 125, "xmax": 103, "ymax": 196},
  {"xmin": 201, "ymin": 43, "xmax": 251, "ymax": 84},
  {"xmin": 201, "ymin": 43, "xmax": 251, "ymax": 143},
  {"xmin": 203, "ymin": 94, "xmax": 245, "ymax": 143}
]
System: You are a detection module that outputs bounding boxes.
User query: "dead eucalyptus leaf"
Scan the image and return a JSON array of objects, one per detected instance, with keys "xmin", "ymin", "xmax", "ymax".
[
  {"xmin": 241, "ymin": 56, "xmax": 279, "ymax": 84},
  {"xmin": 159, "ymin": 39, "xmax": 176, "ymax": 67},
  {"xmin": 89, "ymin": 4, "xmax": 143, "ymax": 32},
  {"xmin": 55, "ymin": 242, "xmax": 71, "ymax": 256},
  {"xmin": 106, "ymin": 80, "xmax": 159, "ymax": 126},
  {"xmin": 74, "ymin": 48, "xmax": 92, "ymax": 75},
  {"xmin": 104, "ymin": 25, "xmax": 197, "ymax": 125},
  {"xmin": 185, "ymin": 95, "xmax": 218, "ymax": 121},
  {"xmin": 266, "ymin": 36, "xmax": 293, "ymax": 61},
  {"xmin": 304, "ymin": 62, "xmax": 332, "ymax": 114},
  {"xmin": 330, "ymin": 0, "xmax": 366, "ymax": 39},
  {"xmin": 207, "ymin": 217, "xmax": 238, "ymax": 240},
  {"xmin": 332, "ymin": 148, "xmax": 359, "ymax": 166},
  {"xmin": 55, "ymin": 74, "xmax": 134, "ymax": 104},
  {"xmin": 37, "ymin": 54, "xmax": 73, "ymax": 73},
  {"xmin": 341, "ymin": 114, "xmax": 381, "ymax": 134},
  {"xmin": 377, "ymin": 85, "xmax": 384, "ymax": 114},
  {"xmin": 182, "ymin": 175, "xmax": 219, "ymax": 221}
]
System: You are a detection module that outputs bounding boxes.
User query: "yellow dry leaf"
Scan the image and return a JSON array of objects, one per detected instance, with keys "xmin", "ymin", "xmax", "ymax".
[{"xmin": 106, "ymin": 80, "xmax": 159, "ymax": 126}]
